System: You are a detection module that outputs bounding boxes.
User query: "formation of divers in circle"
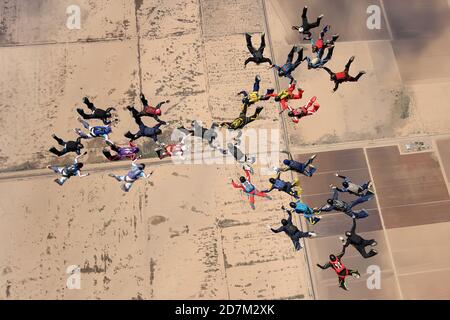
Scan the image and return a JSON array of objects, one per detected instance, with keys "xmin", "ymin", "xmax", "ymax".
[{"xmin": 47, "ymin": 6, "xmax": 374, "ymax": 291}]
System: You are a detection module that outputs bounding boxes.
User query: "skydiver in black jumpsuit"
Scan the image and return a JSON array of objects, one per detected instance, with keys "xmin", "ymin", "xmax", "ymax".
[
  {"xmin": 76, "ymin": 97, "xmax": 116, "ymax": 125},
  {"xmin": 244, "ymin": 33, "xmax": 273, "ymax": 67}
]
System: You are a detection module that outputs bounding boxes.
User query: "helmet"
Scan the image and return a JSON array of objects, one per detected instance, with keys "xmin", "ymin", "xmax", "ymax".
[
  {"xmin": 329, "ymin": 254, "xmax": 337, "ymax": 261},
  {"xmin": 327, "ymin": 199, "xmax": 333, "ymax": 205},
  {"xmin": 283, "ymin": 159, "xmax": 291, "ymax": 166},
  {"xmin": 155, "ymin": 109, "xmax": 162, "ymax": 116},
  {"xmin": 269, "ymin": 178, "xmax": 275, "ymax": 184},
  {"xmin": 289, "ymin": 202, "xmax": 296, "ymax": 208},
  {"xmin": 345, "ymin": 231, "xmax": 351, "ymax": 237},
  {"xmin": 281, "ymin": 219, "xmax": 288, "ymax": 226},
  {"xmin": 105, "ymin": 127, "xmax": 112, "ymax": 134},
  {"xmin": 342, "ymin": 181, "xmax": 349, "ymax": 188},
  {"xmin": 155, "ymin": 129, "xmax": 162, "ymax": 135},
  {"xmin": 287, "ymin": 111, "xmax": 294, "ymax": 117},
  {"xmin": 239, "ymin": 176, "xmax": 246, "ymax": 183}
]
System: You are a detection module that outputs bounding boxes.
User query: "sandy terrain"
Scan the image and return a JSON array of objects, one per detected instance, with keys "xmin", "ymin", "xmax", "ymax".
[{"xmin": 0, "ymin": 0, "xmax": 314, "ymax": 300}]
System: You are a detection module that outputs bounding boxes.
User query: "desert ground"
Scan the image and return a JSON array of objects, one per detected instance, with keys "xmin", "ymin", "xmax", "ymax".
[{"xmin": 0, "ymin": 0, "xmax": 449, "ymax": 300}]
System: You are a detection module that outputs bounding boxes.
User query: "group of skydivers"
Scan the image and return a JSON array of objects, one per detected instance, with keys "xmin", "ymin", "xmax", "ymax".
[
  {"xmin": 46, "ymin": 6, "xmax": 370, "ymax": 291},
  {"xmin": 238, "ymin": 6, "xmax": 373, "ymax": 291}
]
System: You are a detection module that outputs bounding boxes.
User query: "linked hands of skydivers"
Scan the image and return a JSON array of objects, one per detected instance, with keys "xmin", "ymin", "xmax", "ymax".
[
  {"xmin": 145, "ymin": 171, "xmax": 154, "ymax": 179},
  {"xmin": 75, "ymin": 151, "xmax": 88, "ymax": 161}
]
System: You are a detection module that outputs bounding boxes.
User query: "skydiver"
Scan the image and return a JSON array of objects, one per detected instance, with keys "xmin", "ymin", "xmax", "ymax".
[
  {"xmin": 317, "ymin": 252, "xmax": 361, "ymax": 291},
  {"xmin": 231, "ymin": 168, "xmax": 271, "ymax": 210},
  {"xmin": 102, "ymin": 140, "xmax": 140, "ymax": 161},
  {"xmin": 108, "ymin": 158, "xmax": 153, "ymax": 192},
  {"xmin": 76, "ymin": 97, "xmax": 115, "ymax": 125},
  {"xmin": 340, "ymin": 218, "xmax": 378, "ymax": 259},
  {"xmin": 287, "ymin": 96, "xmax": 320, "ymax": 123},
  {"xmin": 47, "ymin": 152, "xmax": 89, "ymax": 186},
  {"xmin": 74, "ymin": 117, "xmax": 112, "ymax": 142},
  {"xmin": 292, "ymin": 6, "xmax": 324, "ymax": 40},
  {"xmin": 244, "ymin": 33, "xmax": 273, "ymax": 67},
  {"xmin": 276, "ymin": 151, "xmax": 317, "ymax": 177},
  {"xmin": 317, "ymin": 186, "xmax": 370, "ymax": 219},
  {"xmin": 270, "ymin": 46, "xmax": 306, "ymax": 84},
  {"xmin": 262, "ymin": 171, "xmax": 302, "ymax": 199},
  {"xmin": 49, "ymin": 134, "xmax": 84, "ymax": 157},
  {"xmin": 268, "ymin": 207, "xmax": 317, "ymax": 251},
  {"xmin": 322, "ymin": 56, "xmax": 366, "ymax": 92},
  {"xmin": 124, "ymin": 107, "xmax": 166, "ymax": 142}
]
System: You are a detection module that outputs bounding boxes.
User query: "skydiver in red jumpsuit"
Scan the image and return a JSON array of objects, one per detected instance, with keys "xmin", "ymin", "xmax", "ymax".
[
  {"xmin": 323, "ymin": 56, "xmax": 366, "ymax": 92},
  {"xmin": 231, "ymin": 168, "xmax": 271, "ymax": 210},
  {"xmin": 317, "ymin": 252, "xmax": 361, "ymax": 291},
  {"xmin": 267, "ymin": 81, "xmax": 305, "ymax": 113},
  {"xmin": 287, "ymin": 96, "xmax": 320, "ymax": 123}
]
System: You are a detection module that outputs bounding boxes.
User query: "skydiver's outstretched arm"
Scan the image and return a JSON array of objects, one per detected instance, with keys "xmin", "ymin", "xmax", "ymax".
[
  {"xmin": 74, "ymin": 151, "xmax": 87, "ymax": 163},
  {"xmin": 322, "ymin": 66, "xmax": 334, "ymax": 77},
  {"xmin": 155, "ymin": 100, "xmax": 170, "ymax": 109},
  {"xmin": 286, "ymin": 211, "xmax": 293, "ymax": 224},
  {"xmin": 271, "ymin": 226, "xmax": 284, "ymax": 234},
  {"xmin": 244, "ymin": 57, "xmax": 257, "ymax": 67},
  {"xmin": 317, "ymin": 262, "xmax": 331, "ymax": 270}
]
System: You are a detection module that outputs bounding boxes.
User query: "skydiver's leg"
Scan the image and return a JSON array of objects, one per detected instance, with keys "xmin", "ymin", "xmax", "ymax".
[
  {"xmin": 54, "ymin": 177, "xmax": 68, "ymax": 186},
  {"xmin": 332, "ymin": 187, "xmax": 339, "ymax": 201},
  {"xmin": 83, "ymin": 97, "xmax": 96, "ymax": 111},
  {"xmin": 49, "ymin": 147, "xmax": 65, "ymax": 156},
  {"xmin": 345, "ymin": 56, "xmax": 355, "ymax": 72},
  {"xmin": 121, "ymin": 182, "xmax": 134, "ymax": 192},
  {"xmin": 109, "ymin": 174, "xmax": 126, "ymax": 182},
  {"xmin": 338, "ymin": 276, "xmax": 348, "ymax": 290},
  {"xmin": 74, "ymin": 128, "xmax": 91, "ymax": 139},
  {"xmin": 78, "ymin": 118, "xmax": 91, "ymax": 130},
  {"xmin": 49, "ymin": 166, "xmax": 65, "ymax": 175},
  {"xmin": 140, "ymin": 94, "xmax": 149, "ymax": 107},
  {"xmin": 52, "ymin": 135, "xmax": 65, "ymax": 146},
  {"xmin": 258, "ymin": 33, "xmax": 266, "ymax": 53},
  {"xmin": 245, "ymin": 33, "xmax": 256, "ymax": 55},
  {"xmin": 324, "ymin": 45, "xmax": 335, "ymax": 61},
  {"xmin": 109, "ymin": 143, "xmax": 120, "ymax": 153},
  {"xmin": 351, "ymin": 71, "xmax": 366, "ymax": 82},
  {"xmin": 291, "ymin": 237, "xmax": 302, "ymax": 251},
  {"xmin": 322, "ymin": 66, "xmax": 334, "ymax": 77},
  {"xmin": 309, "ymin": 15, "xmax": 323, "ymax": 29},
  {"xmin": 286, "ymin": 46, "xmax": 296, "ymax": 64},
  {"xmin": 351, "ymin": 209, "xmax": 369, "ymax": 219},
  {"xmin": 349, "ymin": 195, "xmax": 370, "ymax": 209},
  {"xmin": 246, "ymin": 106, "xmax": 264, "ymax": 125},
  {"xmin": 127, "ymin": 106, "xmax": 141, "ymax": 120},
  {"xmin": 292, "ymin": 48, "xmax": 305, "ymax": 69},
  {"xmin": 301, "ymin": 6, "xmax": 308, "ymax": 26},
  {"xmin": 102, "ymin": 150, "xmax": 119, "ymax": 161},
  {"xmin": 76, "ymin": 108, "xmax": 95, "ymax": 119},
  {"xmin": 248, "ymin": 194, "xmax": 256, "ymax": 210}
]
